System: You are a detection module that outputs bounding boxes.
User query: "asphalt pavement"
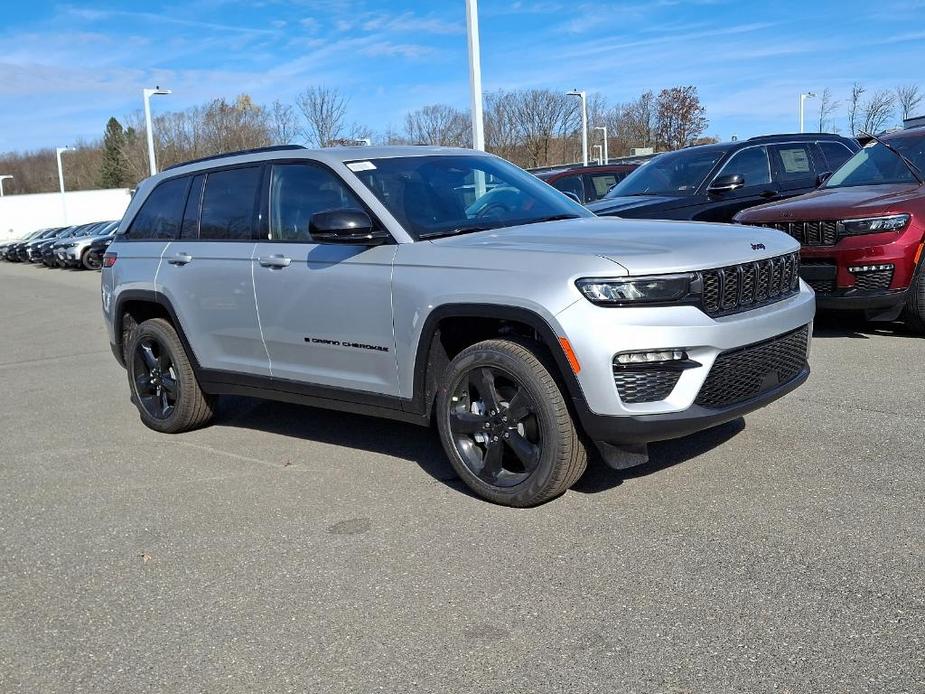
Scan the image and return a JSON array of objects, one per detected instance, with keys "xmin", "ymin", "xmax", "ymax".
[{"xmin": 0, "ymin": 260, "xmax": 922, "ymax": 693}]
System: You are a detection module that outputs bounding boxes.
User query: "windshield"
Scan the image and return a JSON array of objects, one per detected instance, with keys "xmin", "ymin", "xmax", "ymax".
[
  {"xmin": 826, "ymin": 137, "xmax": 925, "ymax": 188},
  {"xmin": 349, "ymin": 155, "xmax": 591, "ymax": 240},
  {"xmin": 604, "ymin": 148, "xmax": 725, "ymax": 197}
]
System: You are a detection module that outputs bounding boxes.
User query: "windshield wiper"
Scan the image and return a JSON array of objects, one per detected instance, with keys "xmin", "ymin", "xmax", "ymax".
[
  {"xmin": 419, "ymin": 224, "xmax": 496, "ymax": 239},
  {"xmin": 530, "ymin": 214, "xmax": 582, "ymax": 223},
  {"xmin": 859, "ymin": 130, "xmax": 925, "ymax": 185}
]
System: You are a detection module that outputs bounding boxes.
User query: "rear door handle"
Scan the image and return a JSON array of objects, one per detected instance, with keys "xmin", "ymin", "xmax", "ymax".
[
  {"xmin": 167, "ymin": 252, "xmax": 192, "ymax": 265},
  {"xmin": 258, "ymin": 254, "xmax": 291, "ymax": 269}
]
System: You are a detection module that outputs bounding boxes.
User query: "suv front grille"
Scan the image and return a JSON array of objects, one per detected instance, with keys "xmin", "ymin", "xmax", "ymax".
[
  {"xmin": 700, "ymin": 252, "xmax": 800, "ymax": 317},
  {"xmin": 695, "ymin": 325, "xmax": 809, "ymax": 408},
  {"xmin": 853, "ymin": 269, "xmax": 893, "ymax": 292},
  {"xmin": 757, "ymin": 221, "xmax": 838, "ymax": 247},
  {"xmin": 613, "ymin": 369, "xmax": 681, "ymax": 404}
]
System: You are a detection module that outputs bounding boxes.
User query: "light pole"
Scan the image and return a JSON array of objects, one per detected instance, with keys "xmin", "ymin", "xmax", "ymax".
[
  {"xmin": 56, "ymin": 146, "xmax": 75, "ymax": 224},
  {"xmin": 566, "ymin": 89, "xmax": 588, "ymax": 166},
  {"xmin": 143, "ymin": 86, "xmax": 172, "ymax": 176},
  {"xmin": 800, "ymin": 92, "xmax": 816, "ymax": 133},
  {"xmin": 592, "ymin": 144, "xmax": 602, "ymax": 166},
  {"xmin": 0, "ymin": 175, "xmax": 12, "ymax": 197},
  {"xmin": 594, "ymin": 126, "xmax": 608, "ymax": 165},
  {"xmin": 465, "ymin": 0, "xmax": 485, "ymax": 152}
]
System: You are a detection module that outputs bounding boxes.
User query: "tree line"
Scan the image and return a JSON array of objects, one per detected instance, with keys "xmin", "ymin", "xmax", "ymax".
[
  {"xmin": 3, "ymin": 84, "xmax": 712, "ymax": 195},
  {"xmin": 816, "ymin": 83, "xmax": 922, "ymax": 135}
]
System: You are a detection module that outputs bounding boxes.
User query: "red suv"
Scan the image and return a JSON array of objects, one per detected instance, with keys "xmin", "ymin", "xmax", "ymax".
[
  {"xmin": 533, "ymin": 163, "xmax": 640, "ymax": 204},
  {"xmin": 735, "ymin": 127, "xmax": 925, "ymax": 333}
]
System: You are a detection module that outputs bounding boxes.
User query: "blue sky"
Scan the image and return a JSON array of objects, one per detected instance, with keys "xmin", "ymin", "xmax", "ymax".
[{"xmin": 1, "ymin": 0, "xmax": 923, "ymax": 153}]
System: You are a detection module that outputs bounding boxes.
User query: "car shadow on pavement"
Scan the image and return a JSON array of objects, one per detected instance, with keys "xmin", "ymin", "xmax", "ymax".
[
  {"xmin": 812, "ymin": 313, "xmax": 919, "ymax": 340},
  {"xmin": 572, "ymin": 418, "xmax": 746, "ymax": 494},
  {"xmin": 213, "ymin": 395, "xmax": 747, "ymax": 500}
]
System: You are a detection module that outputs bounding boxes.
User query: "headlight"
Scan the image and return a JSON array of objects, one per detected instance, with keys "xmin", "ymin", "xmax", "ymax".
[
  {"xmin": 837, "ymin": 214, "xmax": 910, "ymax": 237},
  {"xmin": 576, "ymin": 273, "xmax": 698, "ymax": 305}
]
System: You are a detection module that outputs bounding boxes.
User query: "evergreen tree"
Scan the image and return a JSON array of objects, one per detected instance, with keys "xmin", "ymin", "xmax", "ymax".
[{"xmin": 98, "ymin": 117, "xmax": 129, "ymax": 188}]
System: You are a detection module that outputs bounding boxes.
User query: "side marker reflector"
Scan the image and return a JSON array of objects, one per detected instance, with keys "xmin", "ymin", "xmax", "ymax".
[{"xmin": 558, "ymin": 337, "xmax": 581, "ymax": 375}]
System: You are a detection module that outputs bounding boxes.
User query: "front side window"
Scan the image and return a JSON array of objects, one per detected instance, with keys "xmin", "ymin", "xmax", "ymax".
[
  {"xmin": 826, "ymin": 137, "xmax": 925, "ymax": 188},
  {"xmin": 350, "ymin": 155, "xmax": 591, "ymax": 240},
  {"xmin": 269, "ymin": 163, "xmax": 366, "ymax": 242},
  {"xmin": 124, "ymin": 176, "xmax": 189, "ymax": 240},
  {"xmin": 199, "ymin": 167, "xmax": 262, "ymax": 241},
  {"xmin": 605, "ymin": 148, "xmax": 725, "ymax": 197},
  {"xmin": 713, "ymin": 146, "xmax": 771, "ymax": 187},
  {"xmin": 550, "ymin": 175, "xmax": 585, "ymax": 201}
]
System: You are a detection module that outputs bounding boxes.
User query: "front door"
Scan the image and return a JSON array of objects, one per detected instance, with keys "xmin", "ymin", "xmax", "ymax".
[{"xmin": 252, "ymin": 161, "xmax": 398, "ymax": 395}]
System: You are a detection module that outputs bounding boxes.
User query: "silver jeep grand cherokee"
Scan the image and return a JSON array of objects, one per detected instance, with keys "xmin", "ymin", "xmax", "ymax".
[{"xmin": 101, "ymin": 145, "xmax": 814, "ymax": 506}]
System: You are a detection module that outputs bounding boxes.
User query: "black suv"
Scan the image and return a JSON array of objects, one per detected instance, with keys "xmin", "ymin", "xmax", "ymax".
[{"xmin": 587, "ymin": 133, "xmax": 859, "ymax": 223}]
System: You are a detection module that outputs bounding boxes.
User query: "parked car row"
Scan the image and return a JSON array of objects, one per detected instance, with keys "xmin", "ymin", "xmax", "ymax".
[{"xmin": 0, "ymin": 220, "xmax": 118, "ymax": 270}]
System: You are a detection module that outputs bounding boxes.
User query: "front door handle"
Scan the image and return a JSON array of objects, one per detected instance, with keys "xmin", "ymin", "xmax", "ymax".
[
  {"xmin": 167, "ymin": 252, "xmax": 192, "ymax": 265},
  {"xmin": 258, "ymin": 254, "xmax": 292, "ymax": 269}
]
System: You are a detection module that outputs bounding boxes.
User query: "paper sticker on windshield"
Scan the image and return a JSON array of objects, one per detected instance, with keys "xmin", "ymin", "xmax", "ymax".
[{"xmin": 347, "ymin": 161, "xmax": 376, "ymax": 172}]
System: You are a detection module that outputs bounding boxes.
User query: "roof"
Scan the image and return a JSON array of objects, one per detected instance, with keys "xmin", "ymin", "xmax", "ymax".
[{"xmin": 161, "ymin": 144, "xmax": 484, "ymax": 177}]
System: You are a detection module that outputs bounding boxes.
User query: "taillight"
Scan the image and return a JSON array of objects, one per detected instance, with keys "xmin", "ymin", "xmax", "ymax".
[{"xmin": 102, "ymin": 252, "xmax": 117, "ymax": 268}]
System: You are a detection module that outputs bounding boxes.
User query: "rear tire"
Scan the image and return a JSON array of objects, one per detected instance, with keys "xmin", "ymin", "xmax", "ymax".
[
  {"xmin": 81, "ymin": 248, "xmax": 101, "ymax": 271},
  {"xmin": 436, "ymin": 338, "xmax": 587, "ymax": 507},
  {"xmin": 125, "ymin": 318, "xmax": 215, "ymax": 433},
  {"xmin": 902, "ymin": 267, "xmax": 925, "ymax": 335}
]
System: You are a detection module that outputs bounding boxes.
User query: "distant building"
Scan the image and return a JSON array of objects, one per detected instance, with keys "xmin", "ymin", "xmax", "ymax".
[{"xmin": 904, "ymin": 115, "xmax": 925, "ymax": 129}]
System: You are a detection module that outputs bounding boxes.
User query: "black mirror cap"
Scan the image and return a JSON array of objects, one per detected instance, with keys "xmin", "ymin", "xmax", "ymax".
[
  {"xmin": 309, "ymin": 209, "xmax": 389, "ymax": 245},
  {"xmin": 708, "ymin": 173, "xmax": 745, "ymax": 194},
  {"xmin": 816, "ymin": 171, "xmax": 832, "ymax": 187}
]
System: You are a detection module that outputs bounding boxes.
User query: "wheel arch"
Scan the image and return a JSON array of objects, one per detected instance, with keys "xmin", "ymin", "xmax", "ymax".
[
  {"xmin": 409, "ymin": 303, "xmax": 586, "ymax": 420},
  {"xmin": 113, "ymin": 290, "xmax": 199, "ymax": 370}
]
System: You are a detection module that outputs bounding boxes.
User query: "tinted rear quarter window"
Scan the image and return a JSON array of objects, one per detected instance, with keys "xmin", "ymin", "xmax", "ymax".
[
  {"xmin": 124, "ymin": 177, "xmax": 189, "ymax": 240},
  {"xmin": 200, "ymin": 167, "xmax": 263, "ymax": 241},
  {"xmin": 818, "ymin": 141, "xmax": 855, "ymax": 172}
]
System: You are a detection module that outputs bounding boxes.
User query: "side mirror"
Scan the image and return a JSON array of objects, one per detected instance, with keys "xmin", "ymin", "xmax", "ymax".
[
  {"xmin": 309, "ymin": 209, "xmax": 389, "ymax": 245},
  {"xmin": 816, "ymin": 171, "xmax": 832, "ymax": 187},
  {"xmin": 708, "ymin": 174, "xmax": 745, "ymax": 194},
  {"xmin": 562, "ymin": 191, "xmax": 582, "ymax": 204}
]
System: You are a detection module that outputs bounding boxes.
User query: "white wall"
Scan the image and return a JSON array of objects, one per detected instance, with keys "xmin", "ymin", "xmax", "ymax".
[{"xmin": 0, "ymin": 188, "xmax": 132, "ymax": 241}]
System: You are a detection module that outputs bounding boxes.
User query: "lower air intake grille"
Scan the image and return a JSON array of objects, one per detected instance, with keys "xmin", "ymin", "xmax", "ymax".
[
  {"xmin": 695, "ymin": 325, "xmax": 810, "ymax": 408},
  {"xmin": 853, "ymin": 269, "xmax": 893, "ymax": 292},
  {"xmin": 807, "ymin": 279, "xmax": 835, "ymax": 294},
  {"xmin": 613, "ymin": 369, "xmax": 682, "ymax": 404}
]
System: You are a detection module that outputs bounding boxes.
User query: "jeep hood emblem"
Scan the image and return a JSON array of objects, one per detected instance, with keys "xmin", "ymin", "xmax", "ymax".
[{"xmin": 751, "ymin": 243, "xmax": 766, "ymax": 250}]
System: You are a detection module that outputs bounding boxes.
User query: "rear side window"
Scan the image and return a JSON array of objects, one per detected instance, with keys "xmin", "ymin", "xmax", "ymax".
[
  {"xmin": 124, "ymin": 177, "xmax": 189, "ymax": 240},
  {"xmin": 199, "ymin": 167, "xmax": 262, "ymax": 241},
  {"xmin": 770, "ymin": 144, "xmax": 817, "ymax": 189},
  {"xmin": 589, "ymin": 174, "xmax": 620, "ymax": 199},
  {"xmin": 818, "ymin": 141, "xmax": 854, "ymax": 172}
]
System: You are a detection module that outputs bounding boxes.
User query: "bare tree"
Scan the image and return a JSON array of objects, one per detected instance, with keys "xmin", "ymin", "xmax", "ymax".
[
  {"xmin": 295, "ymin": 85, "xmax": 349, "ymax": 147},
  {"xmin": 484, "ymin": 90, "xmax": 520, "ymax": 162},
  {"xmin": 269, "ymin": 100, "xmax": 301, "ymax": 145},
  {"xmin": 817, "ymin": 88, "xmax": 839, "ymax": 132},
  {"xmin": 861, "ymin": 90, "xmax": 896, "ymax": 134},
  {"xmin": 895, "ymin": 84, "xmax": 923, "ymax": 122},
  {"xmin": 848, "ymin": 82, "xmax": 865, "ymax": 135},
  {"xmin": 655, "ymin": 86, "xmax": 708, "ymax": 151},
  {"xmin": 404, "ymin": 104, "xmax": 470, "ymax": 146},
  {"xmin": 620, "ymin": 91, "xmax": 657, "ymax": 149}
]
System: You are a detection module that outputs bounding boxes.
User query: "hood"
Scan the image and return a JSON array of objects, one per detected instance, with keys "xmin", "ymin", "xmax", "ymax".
[
  {"xmin": 586, "ymin": 194, "xmax": 686, "ymax": 215},
  {"xmin": 431, "ymin": 216, "xmax": 798, "ymax": 276},
  {"xmin": 736, "ymin": 184, "xmax": 923, "ymax": 222}
]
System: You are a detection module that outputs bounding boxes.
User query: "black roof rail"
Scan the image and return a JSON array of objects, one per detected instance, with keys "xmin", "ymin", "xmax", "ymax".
[
  {"xmin": 162, "ymin": 145, "xmax": 307, "ymax": 171},
  {"xmin": 746, "ymin": 132, "xmax": 844, "ymax": 142}
]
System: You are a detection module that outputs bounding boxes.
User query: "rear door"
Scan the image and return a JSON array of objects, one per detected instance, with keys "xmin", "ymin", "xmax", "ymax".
[
  {"xmin": 768, "ymin": 142, "xmax": 819, "ymax": 196},
  {"xmin": 251, "ymin": 160, "xmax": 398, "ymax": 394},
  {"xmin": 157, "ymin": 165, "xmax": 270, "ymax": 376}
]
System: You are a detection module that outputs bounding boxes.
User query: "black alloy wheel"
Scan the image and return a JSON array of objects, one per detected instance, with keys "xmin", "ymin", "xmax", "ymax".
[
  {"xmin": 447, "ymin": 365, "xmax": 543, "ymax": 488},
  {"xmin": 131, "ymin": 337, "xmax": 180, "ymax": 420}
]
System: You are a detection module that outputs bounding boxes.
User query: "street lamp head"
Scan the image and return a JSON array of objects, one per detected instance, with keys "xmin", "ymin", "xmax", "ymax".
[
  {"xmin": 144, "ymin": 86, "xmax": 172, "ymax": 97},
  {"xmin": 56, "ymin": 146, "xmax": 75, "ymax": 155},
  {"xmin": 566, "ymin": 89, "xmax": 585, "ymax": 97}
]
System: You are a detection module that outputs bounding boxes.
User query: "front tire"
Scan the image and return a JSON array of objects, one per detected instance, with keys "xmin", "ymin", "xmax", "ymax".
[
  {"xmin": 436, "ymin": 339, "xmax": 587, "ymax": 506},
  {"xmin": 125, "ymin": 318, "xmax": 215, "ymax": 433},
  {"xmin": 902, "ymin": 268, "xmax": 925, "ymax": 335},
  {"xmin": 81, "ymin": 248, "xmax": 101, "ymax": 271}
]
